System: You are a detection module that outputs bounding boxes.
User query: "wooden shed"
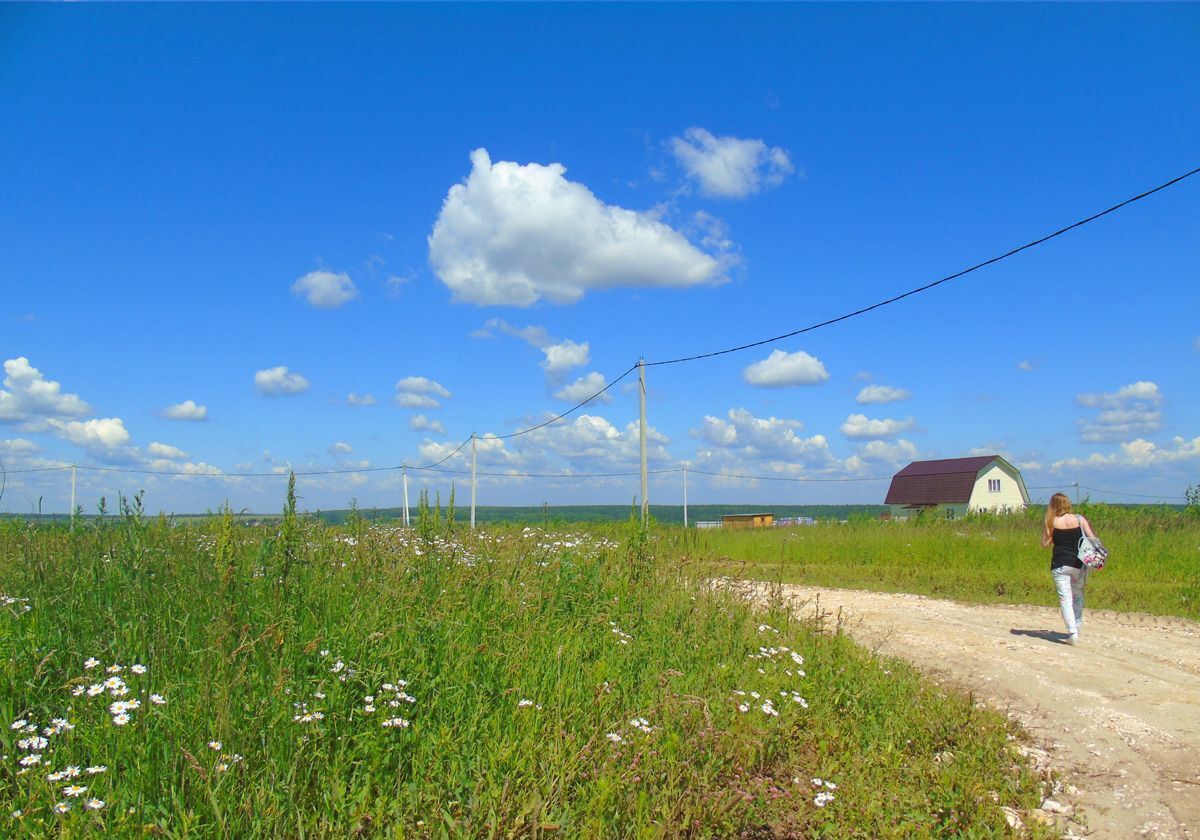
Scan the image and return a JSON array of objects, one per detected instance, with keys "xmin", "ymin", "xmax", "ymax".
[{"xmin": 721, "ymin": 512, "xmax": 775, "ymax": 529}]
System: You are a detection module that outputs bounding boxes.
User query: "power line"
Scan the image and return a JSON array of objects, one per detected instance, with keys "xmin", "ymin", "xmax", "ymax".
[
  {"xmin": 686, "ymin": 468, "xmax": 890, "ymax": 483},
  {"xmin": 647, "ymin": 165, "xmax": 1200, "ymax": 367},
  {"xmin": 1078, "ymin": 484, "xmax": 1185, "ymax": 501},
  {"xmin": 489, "ymin": 363, "xmax": 640, "ymax": 440}
]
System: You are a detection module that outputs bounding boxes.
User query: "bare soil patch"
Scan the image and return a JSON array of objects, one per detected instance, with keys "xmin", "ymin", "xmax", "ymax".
[{"xmin": 730, "ymin": 581, "xmax": 1200, "ymax": 839}]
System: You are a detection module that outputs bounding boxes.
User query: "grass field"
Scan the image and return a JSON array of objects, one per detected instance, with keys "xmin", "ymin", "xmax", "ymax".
[
  {"xmin": 0, "ymin": 502, "xmax": 1052, "ymax": 837},
  {"xmin": 678, "ymin": 504, "xmax": 1200, "ymax": 622}
]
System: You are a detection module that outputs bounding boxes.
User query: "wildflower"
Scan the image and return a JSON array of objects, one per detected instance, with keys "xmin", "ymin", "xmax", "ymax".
[
  {"xmin": 102, "ymin": 676, "xmax": 125, "ymax": 690},
  {"xmin": 217, "ymin": 762, "xmax": 229, "ymax": 772},
  {"xmin": 363, "ymin": 695, "xmax": 375, "ymax": 703},
  {"xmin": 761, "ymin": 701, "xmax": 779, "ymax": 717},
  {"xmin": 737, "ymin": 703, "xmax": 750, "ymax": 713},
  {"xmin": 85, "ymin": 799, "xmax": 105, "ymax": 810},
  {"xmin": 208, "ymin": 741, "xmax": 222, "ymax": 751},
  {"xmin": 629, "ymin": 717, "xmax": 653, "ymax": 733},
  {"xmin": 62, "ymin": 785, "xmax": 87, "ymax": 797},
  {"xmin": 9, "ymin": 719, "xmax": 27, "ymax": 731},
  {"xmin": 517, "ymin": 699, "xmax": 535, "ymax": 708},
  {"xmin": 62, "ymin": 765, "xmax": 81, "ymax": 778},
  {"xmin": 330, "ymin": 661, "xmax": 345, "ymax": 673},
  {"xmin": 814, "ymin": 791, "xmax": 835, "ymax": 807},
  {"xmin": 18, "ymin": 736, "xmax": 48, "ymax": 751},
  {"xmin": 87, "ymin": 684, "xmax": 105, "ymax": 697},
  {"xmin": 53, "ymin": 802, "xmax": 70, "ymax": 814},
  {"xmin": 106, "ymin": 664, "xmax": 123, "ymax": 674},
  {"xmin": 48, "ymin": 771, "xmax": 67, "ymax": 781},
  {"xmin": 84, "ymin": 658, "xmax": 100, "ymax": 670},
  {"xmin": 606, "ymin": 732, "xmax": 623, "ymax": 743},
  {"xmin": 319, "ymin": 649, "xmax": 330, "ymax": 657},
  {"xmin": 790, "ymin": 651, "xmax": 805, "ymax": 666},
  {"xmin": 149, "ymin": 694, "xmax": 166, "ymax": 705},
  {"xmin": 313, "ymin": 691, "xmax": 326, "ymax": 700},
  {"xmin": 52, "ymin": 718, "xmax": 74, "ymax": 732},
  {"xmin": 363, "ymin": 704, "xmax": 376, "ymax": 713},
  {"xmin": 72, "ymin": 687, "xmax": 86, "ymax": 696},
  {"xmin": 130, "ymin": 664, "xmax": 147, "ymax": 675},
  {"xmin": 85, "ymin": 766, "xmax": 107, "ymax": 775},
  {"xmin": 381, "ymin": 717, "xmax": 410, "ymax": 728},
  {"xmin": 11, "ymin": 809, "xmax": 22, "ymax": 818},
  {"xmin": 19, "ymin": 754, "xmax": 41, "ymax": 767},
  {"xmin": 111, "ymin": 713, "xmax": 130, "ymax": 726}
]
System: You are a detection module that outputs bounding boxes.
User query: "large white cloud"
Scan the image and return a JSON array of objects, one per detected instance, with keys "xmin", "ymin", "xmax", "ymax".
[
  {"xmin": 254, "ymin": 366, "xmax": 310, "ymax": 397},
  {"xmin": 0, "ymin": 357, "xmax": 92, "ymax": 422},
  {"xmin": 743, "ymin": 349, "xmax": 829, "ymax": 388},
  {"xmin": 844, "ymin": 439, "xmax": 919, "ymax": 473},
  {"xmin": 1075, "ymin": 381, "xmax": 1162, "ymax": 443},
  {"xmin": 291, "ymin": 270, "xmax": 359, "ymax": 309},
  {"xmin": 670, "ymin": 127, "xmax": 794, "ymax": 198},
  {"xmin": 161, "ymin": 400, "xmax": 208, "ymax": 421},
  {"xmin": 855, "ymin": 385, "xmax": 911, "ymax": 405},
  {"xmin": 428, "ymin": 148, "xmax": 726, "ymax": 306},
  {"xmin": 553, "ymin": 372, "xmax": 612, "ymax": 405},
  {"xmin": 840, "ymin": 413, "xmax": 914, "ymax": 440},
  {"xmin": 695, "ymin": 408, "xmax": 832, "ymax": 466},
  {"xmin": 47, "ymin": 418, "xmax": 131, "ymax": 451}
]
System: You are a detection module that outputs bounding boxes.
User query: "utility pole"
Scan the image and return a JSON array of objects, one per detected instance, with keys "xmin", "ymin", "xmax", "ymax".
[
  {"xmin": 70, "ymin": 464, "xmax": 77, "ymax": 530},
  {"xmin": 402, "ymin": 466, "xmax": 410, "ymax": 527},
  {"xmin": 1074, "ymin": 482, "xmax": 1080, "ymax": 506},
  {"xmin": 638, "ymin": 358, "xmax": 648, "ymax": 526},
  {"xmin": 470, "ymin": 434, "xmax": 477, "ymax": 530},
  {"xmin": 682, "ymin": 466, "xmax": 688, "ymax": 528}
]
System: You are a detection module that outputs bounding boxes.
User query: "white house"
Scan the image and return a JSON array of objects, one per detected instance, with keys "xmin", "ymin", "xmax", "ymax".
[{"xmin": 884, "ymin": 455, "xmax": 1029, "ymax": 520}]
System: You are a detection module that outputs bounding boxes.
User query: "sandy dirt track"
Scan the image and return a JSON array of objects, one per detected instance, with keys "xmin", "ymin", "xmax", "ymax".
[{"xmin": 729, "ymin": 581, "xmax": 1200, "ymax": 839}]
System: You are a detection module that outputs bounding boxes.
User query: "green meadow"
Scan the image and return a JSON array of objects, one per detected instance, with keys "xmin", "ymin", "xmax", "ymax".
[{"xmin": 0, "ymin": 495, "xmax": 1054, "ymax": 838}]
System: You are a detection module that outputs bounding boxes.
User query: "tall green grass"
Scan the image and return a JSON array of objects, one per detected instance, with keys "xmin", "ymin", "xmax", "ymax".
[
  {"xmin": 678, "ymin": 504, "xmax": 1200, "ymax": 621},
  {"xmin": 0, "ymin": 511, "xmax": 1051, "ymax": 837}
]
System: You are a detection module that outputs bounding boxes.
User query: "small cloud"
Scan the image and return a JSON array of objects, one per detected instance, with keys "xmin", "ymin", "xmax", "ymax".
[
  {"xmin": 395, "ymin": 377, "xmax": 451, "ymax": 399},
  {"xmin": 855, "ymin": 385, "xmax": 910, "ymax": 405},
  {"xmin": 541, "ymin": 340, "xmax": 590, "ymax": 380},
  {"xmin": 670, "ymin": 127, "xmax": 794, "ymax": 198},
  {"xmin": 384, "ymin": 274, "xmax": 412, "ymax": 298},
  {"xmin": 291, "ymin": 270, "xmax": 359, "ymax": 309},
  {"xmin": 254, "ymin": 366, "xmax": 310, "ymax": 397},
  {"xmin": 1075, "ymin": 381, "xmax": 1163, "ymax": 443},
  {"xmin": 743, "ymin": 349, "xmax": 829, "ymax": 388},
  {"xmin": 346, "ymin": 393, "xmax": 377, "ymax": 407},
  {"xmin": 1017, "ymin": 360, "xmax": 1039, "ymax": 372},
  {"xmin": 840, "ymin": 413, "xmax": 915, "ymax": 440},
  {"xmin": 853, "ymin": 371, "xmax": 873, "ymax": 381},
  {"xmin": 553, "ymin": 372, "xmax": 612, "ymax": 404},
  {"xmin": 147, "ymin": 441, "xmax": 188, "ymax": 460},
  {"xmin": 410, "ymin": 414, "xmax": 447, "ymax": 435},
  {"xmin": 328, "ymin": 441, "xmax": 352, "ymax": 456},
  {"xmin": 161, "ymin": 399, "xmax": 208, "ymax": 421}
]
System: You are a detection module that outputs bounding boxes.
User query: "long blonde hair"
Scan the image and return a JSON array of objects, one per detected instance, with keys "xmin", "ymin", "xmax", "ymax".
[{"xmin": 1044, "ymin": 492, "xmax": 1073, "ymax": 533}]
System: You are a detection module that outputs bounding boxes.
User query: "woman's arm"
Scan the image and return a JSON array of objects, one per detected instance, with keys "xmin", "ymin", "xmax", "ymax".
[
  {"xmin": 1041, "ymin": 525, "xmax": 1052, "ymax": 548},
  {"xmin": 1079, "ymin": 515, "xmax": 1097, "ymax": 540}
]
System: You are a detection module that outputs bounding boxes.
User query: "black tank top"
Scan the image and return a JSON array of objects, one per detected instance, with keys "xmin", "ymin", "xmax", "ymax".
[{"xmin": 1051, "ymin": 524, "xmax": 1083, "ymax": 570}]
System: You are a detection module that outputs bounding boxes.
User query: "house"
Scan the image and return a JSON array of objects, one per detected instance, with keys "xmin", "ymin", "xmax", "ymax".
[
  {"xmin": 884, "ymin": 456, "xmax": 1029, "ymax": 520},
  {"xmin": 721, "ymin": 512, "xmax": 775, "ymax": 529}
]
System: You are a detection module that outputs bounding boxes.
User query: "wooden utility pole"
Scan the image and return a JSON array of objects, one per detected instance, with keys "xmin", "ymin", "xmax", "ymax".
[{"xmin": 639, "ymin": 358, "xmax": 648, "ymax": 525}]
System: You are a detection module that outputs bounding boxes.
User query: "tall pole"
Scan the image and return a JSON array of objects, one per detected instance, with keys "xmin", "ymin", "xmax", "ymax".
[
  {"xmin": 70, "ymin": 464, "xmax": 77, "ymax": 529},
  {"xmin": 639, "ymin": 358, "xmax": 648, "ymax": 526},
  {"xmin": 470, "ymin": 434, "xmax": 477, "ymax": 530},
  {"xmin": 682, "ymin": 466, "xmax": 688, "ymax": 528},
  {"xmin": 1074, "ymin": 481, "xmax": 1080, "ymax": 506},
  {"xmin": 402, "ymin": 467, "xmax": 410, "ymax": 527}
]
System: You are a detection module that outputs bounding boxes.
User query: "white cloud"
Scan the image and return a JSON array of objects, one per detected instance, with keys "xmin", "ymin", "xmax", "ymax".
[
  {"xmin": 1017, "ymin": 360, "xmax": 1039, "ymax": 372},
  {"xmin": 855, "ymin": 384, "xmax": 911, "ymax": 405},
  {"xmin": 291, "ymin": 270, "xmax": 359, "ymax": 309},
  {"xmin": 840, "ymin": 413, "xmax": 915, "ymax": 440},
  {"xmin": 1052, "ymin": 436, "xmax": 1200, "ymax": 471},
  {"xmin": 395, "ymin": 393, "xmax": 440, "ymax": 409},
  {"xmin": 0, "ymin": 357, "xmax": 91, "ymax": 422},
  {"xmin": 254, "ymin": 366, "xmax": 310, "ymax": 397},
  {"xmin": 540, "ymin": 340, "xmax": 590, "ymax": 379},
  {"xmin": 395, "ymin": 377, "xmax": 451, "ymax": 399},
  {"xmin": 670, "ymin": 127, "xmax": 794, "ymax": 198},
  {"xmin": 553, "ymin": 372, "xmax": 612, "ymax": 405},
  {"xmin": 1075, "ymin": 381, "xmax": 1163, "ymax": 442},
  {"xmin": 472, "ymin": 318, "xmax": 551, "ymax": 347},
  {"xmin": 694, "ymin": 408, "xmax": 832, "ymax": 466},
  {"xmin": 346, "ymin": 393, "xmax": 377, "ymax": 407},
  {"xmin": 743, "ymin": 349, "xmax": 829, "ymax": 388},
  {"xmin": 843, "ymin": 439, "xmax": 919, "ymax": 473},
  {"xmin": 410, "ymin": 414, "xmax": 447, "ymax": 435},
  {"xmin": 146, "ymin": 442, "xmax": 188, "ymax": 460},
  {"xmin": 428, "ymin": 148, "xmax": 726, "ymax": 306},
  {"xmin": 47, "ymin": 418, "xmax": 131, "ymax": 451},
  {"xmin": 1, "ymin": 438, "xmax": 39, "ymax": 455},
  {"xmin": 161, "ymin": 399, "xmax": 208, "ymax": 421},
  {"xmin": 329, "ymin": 441, "xmax": 353, "ymax": 456}
]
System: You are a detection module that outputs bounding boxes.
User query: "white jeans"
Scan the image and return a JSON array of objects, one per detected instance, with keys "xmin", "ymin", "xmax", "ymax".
[{"xmin": 1052, "ymin": 565, "xmax": 1087, "ymax": 635}]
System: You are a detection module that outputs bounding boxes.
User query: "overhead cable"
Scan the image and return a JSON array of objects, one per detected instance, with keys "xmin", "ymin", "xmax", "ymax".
[{"xmin": 647, "ymin": 165, "xmax": 1200, "ymax": 366}]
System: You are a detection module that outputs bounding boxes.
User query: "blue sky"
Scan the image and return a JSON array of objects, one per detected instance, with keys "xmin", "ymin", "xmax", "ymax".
[{"xmin": 2, "ymin": 3, "xmax": 1199, "ymax": 514}]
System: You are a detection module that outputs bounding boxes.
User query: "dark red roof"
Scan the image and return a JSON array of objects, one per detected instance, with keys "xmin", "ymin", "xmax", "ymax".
[{"xmin": 884, "ymin": 456, "xmax": 998, "ymax": 506}]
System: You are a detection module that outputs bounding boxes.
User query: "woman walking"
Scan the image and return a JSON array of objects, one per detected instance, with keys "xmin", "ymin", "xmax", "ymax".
[{"xmin": 1040, "ymin": 493, "xmax": 1097, "ymax": 645}]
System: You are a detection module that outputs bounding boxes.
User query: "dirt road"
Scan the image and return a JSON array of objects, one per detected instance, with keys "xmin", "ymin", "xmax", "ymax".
[{"xmin": 731, "ymin": 581, "xmax": 1200, "ymax": 839}]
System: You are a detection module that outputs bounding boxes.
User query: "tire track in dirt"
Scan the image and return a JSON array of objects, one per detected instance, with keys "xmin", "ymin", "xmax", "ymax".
[{"xmin": 727, "ymin": 581, "xmax": 1200, "ymax": 839}]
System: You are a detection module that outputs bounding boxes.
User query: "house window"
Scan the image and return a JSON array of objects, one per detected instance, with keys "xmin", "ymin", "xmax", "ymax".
[{"xmin": 988, "ymin": 479, "xmax": 1001, "ymax": 493}]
